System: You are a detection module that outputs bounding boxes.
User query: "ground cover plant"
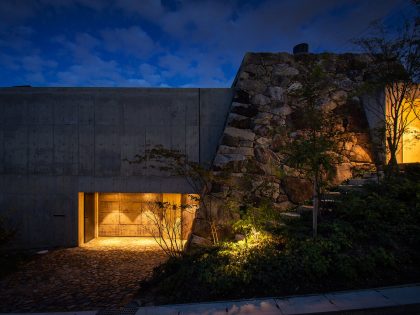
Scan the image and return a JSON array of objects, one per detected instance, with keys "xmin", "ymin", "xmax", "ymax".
[{"xmin": 138, "ymin": 165, "xmax": 420, "ymax": 305}]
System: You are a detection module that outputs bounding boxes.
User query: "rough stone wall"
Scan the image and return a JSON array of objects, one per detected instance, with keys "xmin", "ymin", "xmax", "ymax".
[{"xmin": 192, "ymin": 52, "xmax": 376, "ymax": 240}]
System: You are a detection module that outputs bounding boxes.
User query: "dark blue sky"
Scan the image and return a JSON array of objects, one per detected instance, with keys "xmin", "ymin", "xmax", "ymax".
[{"xmin": 0, "ymin": 0, "xmax": 414, "ymax": 87}]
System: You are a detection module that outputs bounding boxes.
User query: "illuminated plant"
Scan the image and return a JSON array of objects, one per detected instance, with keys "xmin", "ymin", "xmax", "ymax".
[
  {"xmin": 130, "ymin": 145, "xmax": 226, "ymax": 247},
  {"xmin": 144, "ymin": 200, "xmax": 195, "ymax": 257}
]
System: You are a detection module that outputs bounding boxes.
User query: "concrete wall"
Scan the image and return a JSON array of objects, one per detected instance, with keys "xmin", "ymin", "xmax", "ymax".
[{"xmin": 0, "ymin": 87, "xmax": 232, "ymax": 249}]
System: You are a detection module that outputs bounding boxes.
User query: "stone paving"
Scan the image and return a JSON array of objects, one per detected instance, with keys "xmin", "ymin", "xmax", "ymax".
[{"xmin": 0, "ymin": 237, "xmax": 166, "ymax": 312}]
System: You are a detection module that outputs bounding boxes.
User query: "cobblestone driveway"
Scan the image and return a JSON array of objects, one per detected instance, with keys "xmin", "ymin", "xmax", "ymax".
[{"xmin": 0, "ymin": 237, "xmax": 166, "ymax": 312}]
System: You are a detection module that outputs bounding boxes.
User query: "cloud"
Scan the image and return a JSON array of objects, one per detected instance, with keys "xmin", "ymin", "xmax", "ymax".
[
  {"xmin": 39, "ymin": 0, "xmax": 111, "ymax": 11},
  {"xmin": 0, "ymin": 0, "xmax": 37, "ymax": 28},
  {"xmin": 52, "ymin": 32, "xmax": 158, "ymax": 86},
  {"xmin": 0, "ymin": 0, "xmax": 414, "ymax": 87},
  {"xmin": 114, "ymin": 0, "xmax": 165, "ymax": 20},
  {"xmin": 139, "ymin": 63, "xmax": 162, "ymax": 85},
  {"xmin": 22, "ymin": 55, "xmax": 57, "ymax": 72},
  {"xmin": 101, "ymin": 26, "xmax": 157, "ymax": 57}
]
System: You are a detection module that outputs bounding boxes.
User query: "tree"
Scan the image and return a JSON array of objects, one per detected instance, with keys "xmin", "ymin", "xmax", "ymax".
[
  {"xmin": 282, "ymin": 63, "xmax": 349, "ymax": 238},
  {"xmin": 355, "ymin": 4, "xmax": 420, "ymax": 175},
  {"xmin": 129, "ymin": 145, "xmax": 225, "ymax": 251}
]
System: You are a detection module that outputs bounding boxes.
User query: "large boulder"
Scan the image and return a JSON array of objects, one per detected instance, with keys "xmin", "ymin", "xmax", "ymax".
[
  {"xmin": 350, "ymin": 144, "xmax": 372, "ymax": 162},
  {"xmin": 231, "ymin": 102, "xmax": 259, "ymax": 117},
  {"xmin": 282, "ymin": 176, "xmax": 312, "ymax": 204},
  {"xmin": 333, "ymin": 162, "xmax": 353, "ymax": 185},
  {"xmin": 228, "ymin": 113, "xmax": 252, "ymax": 129},
  {"xmin": 224, "ymin": 127, "xmax": 256, "ymax": 142}
]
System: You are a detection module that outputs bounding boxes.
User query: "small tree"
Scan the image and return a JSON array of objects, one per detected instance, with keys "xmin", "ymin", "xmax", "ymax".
[
  {"xmin": 355, "ymin": 5, "xmax": 420, "ymax": 175},
  {"xmin": 282, "ymin": 64, "xmax": 349, "ymax": 237},
  {"xmin": 130, "ymin": 146, "xmax": 224, "ymax": 249},
  {"xmin": 144, "ymin": 199, "xmax": 194, "ymax": 257}
]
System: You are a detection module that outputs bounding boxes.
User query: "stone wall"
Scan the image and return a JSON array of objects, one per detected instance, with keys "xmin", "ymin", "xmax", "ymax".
[{"xmin": 192, "ymin": 52, "xmax": 376, "ymax": 240}]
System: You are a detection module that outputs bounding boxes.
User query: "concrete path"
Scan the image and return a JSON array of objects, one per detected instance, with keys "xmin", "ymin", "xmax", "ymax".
[{"xmin": 134, "ymin": 283, "xmax": 420, "ymax": 315}]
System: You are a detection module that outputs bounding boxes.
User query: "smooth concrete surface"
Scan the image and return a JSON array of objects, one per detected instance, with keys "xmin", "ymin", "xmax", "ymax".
[
  {"xmin": 0, "ymin": 88, "xmax": 232, "ymax": 249},
  {"xmin": 2, "ymin": 283, "xmax": 420, "ymax": 315},
  {"xmin": 134, "ymin": 283, "xmax": 420, "ymax": 315}
]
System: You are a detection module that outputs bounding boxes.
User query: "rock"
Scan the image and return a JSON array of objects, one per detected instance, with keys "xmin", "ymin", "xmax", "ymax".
[
  {"xmin": 233, "ymin": 90, "xmax": 250, "ymax": 103},
  {"xmin": 287, "ymin": 82, "xmax": 302, "ymax": 93},
  {"xmin": 213, "ymin": 154, "xmax": 247, "ymax": 167},
  {"xmin": 271, "ymin": 134, "xmax": 286, "ymax": 151},
  {"xmin": 344, "ymin": 141, "xmax": 353, "ymax": 151},
  {"xmin": 276, "ymin": 194, "xmax": 289, "ymax": 202},
  {"xmin": 253, "ymin": 112, "xmax": 273, "ymax": 125},
  {"xmin": 271, "ymin": 116, "xmax": 286, "ymax": 126},
  {"xmin": 252, "ymin": 94, "xmax": 271, "ymax": 105},
  {"xmin": 218, "ymin": 145, "xmax": 254, "ymax": 156},
  {"xmin": 224, "ymin": 127, "xmax": 256, "ymax": 142},
  {"xmin": 282, "ymin": 176, "xmax": 312, "ymax": 204},
  {"xmin": 238, "ymin": 140, "xmax": 254, "ymax": 148},
  {"xmin": 238, "ymin": 72, "xmax": 249, "ymax": 80},
  {"xmin": 272, "ymin": 64, "xmax": 299, "ymax": 77},
  {"xmin": 266, "ymin": 86, "xmax": 285, "ymax": 101},
  {"xmin": 333, "ymin": 162, "xmax": 352, "ymax": 184},
  {"xmin": 254, "ymin": 125, "xmax": 270, "ymax": 137},
  {"xmin": 228, "ymin": 113, "xmax": 252, "ymax": 129},
  {"xmin": 273, "ymin": 201, "xmax": 295, "ymax": 211},
  {"xmin": 255, "ymin": 136, "xmax": 271, "ymax": 146},
  {"xmin": 243, "ymin": 64, "xmax": 266, "ymax": 77},
  {"xmin": 339, "ymin": 78, "xmax": 354, "ymax": 91},
  {"xmin": 320, "ymin": 98, "xmax": 337, "ymax": 111},
  {"xmin": 190, "ymin": 234, "xmax": 212, "ymax": 246},
  {"xmin": 235, "ymin": 234, "xmax": 245, "ymax": 241},
  {"xmin": 277, "ymin": 104, "xmax": 292, "ymax": 116},
  {"xmin": 254, "ymin": 147, "xmax": 271, "ymax": 163},
  {"xmin": 331, "ymin": 90, "xmax": 348, "ymax": 105},
  {"xmin": 237, "ymin": 79, "xmax": 266, "ymax": 94},
  {"xmin": 231, "ymin": 102, "xmax": 259, "ymax": 117},
  {"xmin": 350, "ymin": 144, "xmax": 372, "ymax": 162}
]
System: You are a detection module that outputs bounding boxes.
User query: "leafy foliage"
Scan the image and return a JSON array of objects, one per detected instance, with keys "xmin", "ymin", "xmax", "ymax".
[
  {"xmin": 139, "ymin": 169, "xmax": 420, "ymax": 304},
  {"xmin": 281, "ymin": 62, "xmax": 350, "ymax": 237}
]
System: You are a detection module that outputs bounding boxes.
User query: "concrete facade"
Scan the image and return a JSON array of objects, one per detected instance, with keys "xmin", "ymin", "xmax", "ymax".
[{"xmin": 0, "ymin": 88, "xmax": 232, "ymax": 249}]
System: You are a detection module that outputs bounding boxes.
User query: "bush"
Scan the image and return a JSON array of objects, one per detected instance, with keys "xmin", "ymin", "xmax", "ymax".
[{"xmin": 139, "ymin": 172, "xmax": 420, "ymax": 304}]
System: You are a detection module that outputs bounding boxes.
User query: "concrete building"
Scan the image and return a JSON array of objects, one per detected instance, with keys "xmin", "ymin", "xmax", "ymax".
[
  {"xmin": 1, "ymin": 51, "xmax": 419, "ymax": 250},
  {"xmin": 0, "ymin": 88, "xmax": 232, "ymax": 249}
]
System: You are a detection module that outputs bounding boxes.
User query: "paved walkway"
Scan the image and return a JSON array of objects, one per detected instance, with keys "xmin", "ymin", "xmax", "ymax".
[
  {"xmin": 3, "ymin": 284, "xmax": 420, "ymax": 314},
  {"xmin": 133, "ymin": 283, "xmax": 420, "ymax": 315},
  {"xmin": 0, "ymin": 237, "xmax": 166, "ymax": 312}
]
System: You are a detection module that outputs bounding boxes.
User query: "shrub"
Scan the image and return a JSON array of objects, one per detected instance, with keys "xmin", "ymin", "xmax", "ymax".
[{"xmin": 139, "ymin": 172, "xmax": 420, "ymax": 304}]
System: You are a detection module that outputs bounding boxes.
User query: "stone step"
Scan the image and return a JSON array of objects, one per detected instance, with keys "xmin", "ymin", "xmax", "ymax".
[
  {"xmin": 280, "ymin": 212, "xmax": 301, "ymax": 219},
  {"xmin": 297, "ymin": 205, "xmax": 313, "ymax": 213},
  {"xmin": 348, "ymin": 177, "xmax": 379, "ymax": 186},
  {"xmin": 322, "ymin": 191, "xmax": 341, "ymax": 201},
  {"xmin": 347, "ymin": 178, "xmax": 369, "ymax": 185},
  {"xmin": 337, "ymin": 184, "xmax": 363, "ymax": 192}
]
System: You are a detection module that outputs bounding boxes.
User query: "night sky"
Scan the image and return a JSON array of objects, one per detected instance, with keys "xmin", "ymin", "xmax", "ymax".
[{"xmin": 0, "ymin": 0, "xmax": 414, "ymax": 88}]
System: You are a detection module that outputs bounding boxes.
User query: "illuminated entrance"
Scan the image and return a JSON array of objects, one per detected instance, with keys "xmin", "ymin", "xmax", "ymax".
[{"xmin": 78, "ymin": 192, "xmax": 197, "ymax": 245}]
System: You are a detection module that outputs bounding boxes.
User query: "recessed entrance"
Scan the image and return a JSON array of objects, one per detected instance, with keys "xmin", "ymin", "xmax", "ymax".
[{"xmin": 78, "ymin": 192, "xmax": 197, "ymax": 245}]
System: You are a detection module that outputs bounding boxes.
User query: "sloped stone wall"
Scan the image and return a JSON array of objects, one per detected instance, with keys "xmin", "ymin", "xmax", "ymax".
[{"xmin": 192, "ymin": 52, "xmax": 376, "ymax": 240}]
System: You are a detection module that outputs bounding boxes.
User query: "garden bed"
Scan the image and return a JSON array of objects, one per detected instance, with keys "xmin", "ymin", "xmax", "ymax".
[{"xmin": 137, "ymin": 168, "xmax": 420, "ymax": 305}]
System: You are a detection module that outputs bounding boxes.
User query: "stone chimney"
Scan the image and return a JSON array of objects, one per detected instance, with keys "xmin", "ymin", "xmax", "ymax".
[{"xmin": 293, "ymin": 43, "xmax": 309, "ymax": 55}]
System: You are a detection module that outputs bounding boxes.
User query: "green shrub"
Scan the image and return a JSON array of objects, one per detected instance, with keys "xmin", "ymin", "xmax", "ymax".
[{"xmin": 139, "ymin": 173, "xmax": 420, "ymax": 304}]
